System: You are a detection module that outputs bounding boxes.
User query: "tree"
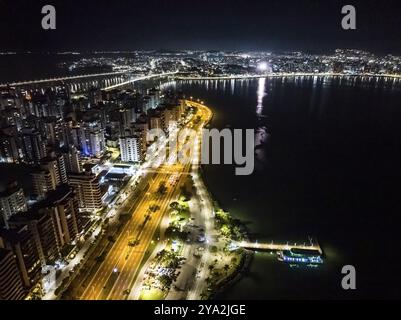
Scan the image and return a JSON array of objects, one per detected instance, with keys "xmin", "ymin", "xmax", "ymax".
[
  {"xmin": 158, "ymin": 182, "xmax": 167, "ymax": 194},
  {"xmin": 220, "ymin": 225, "xmax": 231, "ymax": 237},
  {"xmin": 158, "ymin": 274, "xmax": 173, "ymax": 288},
  {"xmin": 170, "ymin": 201, "xmax": 180, "ymax": 210}
]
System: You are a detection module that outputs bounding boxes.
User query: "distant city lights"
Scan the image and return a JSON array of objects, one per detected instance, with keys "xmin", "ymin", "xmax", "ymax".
[{"xmin": 257, "ymin": 61, "xmax": 269, "ymax": 71}]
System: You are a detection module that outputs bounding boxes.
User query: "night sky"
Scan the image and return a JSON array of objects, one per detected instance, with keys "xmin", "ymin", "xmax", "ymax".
[{"xmin": 1, "ymin": 0, "xmax": 401, "ymax": 53}]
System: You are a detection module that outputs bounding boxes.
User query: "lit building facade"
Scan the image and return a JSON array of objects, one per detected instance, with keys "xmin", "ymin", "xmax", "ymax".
[
  {"xmin": 119, "ymin": 135, "xmax": 143, "ymax": 163},
  {"xmin": 0, "ymin": 249, "xmax": 26, "ymax": 300},
  {"xmin": 68, "ymin": 172, "xmax": 103, "ymax": 210},
  {"xmin": 0, "ymin": 182, "xmax": 27, "ymax": 229}
]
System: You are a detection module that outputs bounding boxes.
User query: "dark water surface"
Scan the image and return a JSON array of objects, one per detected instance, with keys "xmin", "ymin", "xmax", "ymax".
[
  {"xmin": 174, "ymin": 77, "xmax": 401, "ymax": 299},
  {"xmin": 0, "ymin": 54, "xmax": 73, "ymax": 83}
]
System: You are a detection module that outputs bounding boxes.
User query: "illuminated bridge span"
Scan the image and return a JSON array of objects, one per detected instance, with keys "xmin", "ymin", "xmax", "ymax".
[
  {"xmin": 237, "ymin": 239, "xmax": 323, "ymax": 254},
  {"xmin": 0, "ymin": 70, "xmax": 131, "ymax": 87},
  {"xmin": 1, "ymin": 70, "xmax": 179, "ymax": 93},
  {"xmin": 103, "ymin": 70, "xmax": 179, "ymax": 91}
]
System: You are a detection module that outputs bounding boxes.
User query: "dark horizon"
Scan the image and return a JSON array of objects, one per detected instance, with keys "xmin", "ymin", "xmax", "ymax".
[{"xmin": 1, "ymin": 0, "xmax": 401, "ymax": 54}]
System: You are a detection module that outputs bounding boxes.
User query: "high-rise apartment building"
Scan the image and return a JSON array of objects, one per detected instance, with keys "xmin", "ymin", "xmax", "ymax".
[
  {"xmin": 31, "ymin": 152, "xmax": 67, "ymax": 199},
  {"xmin": 8, "ymin": 210, "xmax": 60, "ymax": 266},
  {"xmin": 68, "ymin": 172, "xmax": 103, "ymax": 210},
  {"xmin": 0, "ymin": 182, "xmax": 27, "ymax": 229},
  {"xmin": 0, "ymin": 226, "xmax": 42, "ymax": 288},
  {"xmin": 119, "ymin": 135, "xmax": 143, "ymax": 163},
  {"xmin": 20, "ymin": 128, "xmax": 47, "ymax": 164},
  {"xmin": 0, "ymin": 248, "xmax": 26, "ymax": 300}
]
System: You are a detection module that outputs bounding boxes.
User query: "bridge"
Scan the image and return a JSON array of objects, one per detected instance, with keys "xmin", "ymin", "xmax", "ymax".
[
  {"xmin": 0, "ymin": 70, "xmax": 131, "ymax": 87},
  {"xmin": 236, "ymin": 239, "xmax": 323, "ymax": 254},
  {"xmin": 3, "ymin": 70, "xmax": 400, "ymax": 93},
  {"xmin": 0, "ymin": 70, "xmax": 178, "ymax": 93},
  {"xmin": 103, "ymin": 70, "xmax": 179, "ymax": 91}
]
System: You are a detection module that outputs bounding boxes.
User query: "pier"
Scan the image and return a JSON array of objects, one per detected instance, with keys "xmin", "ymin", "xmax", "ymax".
[{"xmin": 237, "ymin": 238, "xmax": 323, "ymax": 255}]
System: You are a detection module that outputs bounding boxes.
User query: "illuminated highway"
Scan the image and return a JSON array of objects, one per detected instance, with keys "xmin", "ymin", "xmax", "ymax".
[
  {"xmin": 0, "ymin": 71, "xmax": 178, "ymax": 88},
  {"xmin": 0, "ymin": 71, "xmax": 129, "ymax": 87},
  {"xmin": 132, "ymin": 101, "xmax": 213, "ymax": 300},
  {"xmin": 103, "ymin": 71, "xmax": 179, "ymax": 91},
  {"xmin": 5, "ymin": 70, "xmax": 400, "ymax": 89},
  {"xmin": 74, "ymin": 100, "xmax": 211, "ymax": 300}
]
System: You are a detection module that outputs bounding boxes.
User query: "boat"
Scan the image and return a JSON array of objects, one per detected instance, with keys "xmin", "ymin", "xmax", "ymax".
[{"xmin": 277, "ymin": 248, "xmax": 323, "ymax": 264}]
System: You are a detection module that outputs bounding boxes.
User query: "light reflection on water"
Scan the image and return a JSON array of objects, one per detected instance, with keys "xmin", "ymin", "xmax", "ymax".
[
  {"xmin": 256, "ymin": 77, "xmax": 266, "ymax": 116},
  {"xmin": 164, "ymin": 77, "xmax": 401, "ymax": 299}
]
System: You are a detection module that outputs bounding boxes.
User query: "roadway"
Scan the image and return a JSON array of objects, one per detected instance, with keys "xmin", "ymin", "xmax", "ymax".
[
  {"xmin": 182, "ymin": 101, "xmax": 216, "ymax": 300},
  {"xmin": 5, "ymin": 70, "xmax": 401, "ymax": 88},
  {"xmin": 0, "ymin": 71, "xmax": 129, "ymax": 87},
  {"xmin": 1, "ymin": 70, "xmax": 178, "ymax": 88},
  {"xmin": 75, "ymin": 101, "xmax": 210, "ymax": 300},
  {"xmin": 103, "ymin": 71, "xmax": 179, "ymax": 91},
  {"xmin": 129, "ymin": 101, "xmax": 214, "ymax": 300}
]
